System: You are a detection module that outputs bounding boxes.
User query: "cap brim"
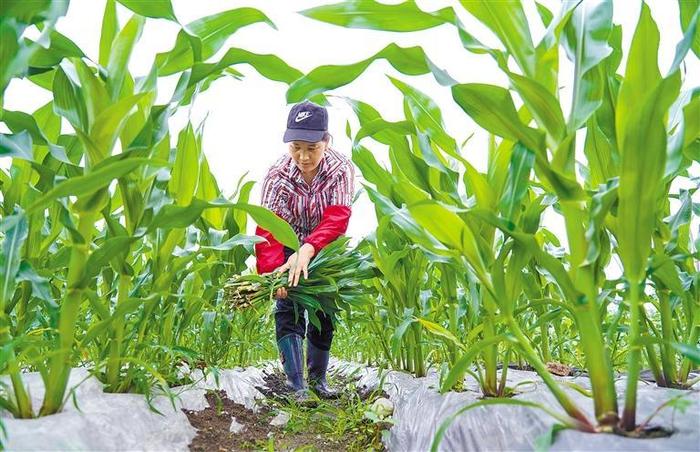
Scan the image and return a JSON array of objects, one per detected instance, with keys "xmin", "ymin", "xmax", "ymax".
[{"xmin": 283, "ymin": 128, "xmax": 325, "ymax": 143}]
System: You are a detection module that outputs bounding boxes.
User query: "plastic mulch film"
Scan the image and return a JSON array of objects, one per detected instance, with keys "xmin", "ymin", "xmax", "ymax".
[
  {"xmin": 0, "ymin": 364, "xmax": 278, "ymax": 451},
  {"xmin": 329, "ymin": 359, "xmax": 700, "ymax": 451},
  {"xmin": 186, "ymin": 362, "xmax": 276, "ymax": 411}
]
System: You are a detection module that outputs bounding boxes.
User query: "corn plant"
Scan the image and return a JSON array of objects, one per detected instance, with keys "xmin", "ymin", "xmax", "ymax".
[
  {"xmin": 0, "ymin": 0, "xmax": 326, "ymax": 418},
  {"xmin": 366, "ymin": 222, "xmax": 431, "ymax": 377},
  {"xmin": 342, "ymin": 92, "xmax": 566, "ymax": 401},
  {"xmin": 644, "ymin": 185, "xmax": 700, "ymax": 388},
  {"xmin": 298, "ymin": 0, "xmax": 700, "ymax": 435}
]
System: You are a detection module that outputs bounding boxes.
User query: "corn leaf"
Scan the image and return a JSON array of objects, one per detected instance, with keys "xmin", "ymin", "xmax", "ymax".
[
  {"xmin": 156, "ymin": 8, "xmax": 276, "ymax": 76},
  {"xmin": 170, "ymin": 123, "xmax": 201, "ymax": 206},
  {"xmin": 0, "ymin": 131, "xmax": 33, "ymax": 161},
  {"xmin": 84, "ymin": 236, "xmax": 137, "ymax": 280},
  {"xmin": 677, "ymin": 0, "xmax": 700, "ymax": 57},
  {"xmin": 416, "ymin": 318, "xmax": 466, "ymax": 351},
  {"xmin": 91, "ymin": 93, "xmax": 148, "ymax": 162},
  {"xmin": 117, "ymin": 0, "xmax": 177, "ymax": 21},
  {"xmin": 672, "ymin": 343, "xmax": 700, "ymax": 364},
  {"xmin": 26, "ymin": 30, "xmax": 84, "ymax": 69},
  {"xmin": 440, "ymin": 334, "xmax": 514, "ymax": 393},
  {"xmin": 508, "ymin": 71, "xmax": 566, "ymax": 144},
  {"xmin": 499, "ymin": 143, "xmax": 535, "ymax": 222},
  {"xmin": 191, "ymin": 47, "xmax": 302, "ymax": 87},
  {"xmin": 408, "ymin": 199, "xmax": 491, "ymax": 290},
  {"xmin": 0, "ymin": 107, "xmax": 48, "ymax": 147},
  {"xmin": 15, "ymin": 260, "xmax": 53, "ymax": 306},
  {"xmin": 287, "ymin": 43, "xmax": 455, "ymax": 103},
  {"xmin": 0, "ymin": 211, "xmax": 28, "ymax": 308},
  {"xmin": 197, "ymin": 155, "xmax": 225, "ymax": 229},
  {"xmin": 27, "ymin": 158, "xmax": 166, "ymax": 214},
  {"xmin": 459, "ymin": 0, "xmax": 535, "ymax": 77},
  {"xmin": 99, "ymin": 0, "xmax": 118, "ymax": 67},
  {"xmin": 451, "ymin": 83, "xmax": 544, "ymax": 153},
  {"xmin": 52, "ymin": 65, "xmax": 89, "ymax": 132},
  {"xmin": 299, "ymin": 0, "xmax": 457, "ymax": 32},
  {"xmin": 388, "ymin": 75, "xmax": 464, "ymax": 164},
  {"xmin": 561, "ymin": 0, "xmax": 613, "ymax": 130},
  {"xmin": 617, "ymin": 4, "xmax": 684, "ymax": 281},
  {"xmin": 106, "ymin": 15, "xmax": 145, "ymax": 100},
  {"xmin": 583, "ymin": 117, "xmax": 615, "ymax": 188}
]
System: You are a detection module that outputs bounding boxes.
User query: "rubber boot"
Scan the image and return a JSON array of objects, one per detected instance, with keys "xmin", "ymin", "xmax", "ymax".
[
  {"xmin": 307, "ymin": 340, "xmax": 340, "ymax": 399},
  {"xmin": 277, "ymin": 334, "xmax": 314, "ymax": 405}
]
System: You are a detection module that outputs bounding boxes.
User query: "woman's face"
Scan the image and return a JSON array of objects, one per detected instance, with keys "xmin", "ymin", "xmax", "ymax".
[{"xmin": 288, "ymin": 140, "xmax": 327, "ymax": 175}]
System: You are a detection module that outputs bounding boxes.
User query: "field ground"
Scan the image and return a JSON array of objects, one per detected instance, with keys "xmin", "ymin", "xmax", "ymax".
[{"xmin": 2, "ymin": 359, "xmax": 698, "ymax": 451}]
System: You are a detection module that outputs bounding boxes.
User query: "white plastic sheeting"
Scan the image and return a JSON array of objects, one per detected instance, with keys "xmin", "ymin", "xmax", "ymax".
[
  {"xmin": 185, "ymin": 362, "xmax": 275, "ymax": 412},
  {"xmin": 1, "ymin": 364, "xmax": 276, "ymax": 451},
  {"xmin": 329, "ymin": 359, "xmax": 700, "ymax": 451}
]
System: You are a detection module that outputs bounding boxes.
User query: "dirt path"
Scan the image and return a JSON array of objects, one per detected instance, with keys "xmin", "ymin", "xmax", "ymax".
[{"xmin": 183, "ymin": 370, "xmax": 392, "ymax": 451}]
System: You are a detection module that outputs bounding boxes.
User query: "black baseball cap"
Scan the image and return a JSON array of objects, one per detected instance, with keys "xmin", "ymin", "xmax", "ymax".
[{"xmin": 283, "ymin": 100, "xmax": 328, "ymax": 143}]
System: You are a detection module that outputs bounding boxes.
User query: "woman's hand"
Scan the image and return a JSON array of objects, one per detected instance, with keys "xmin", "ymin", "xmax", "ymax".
[
  {"xmin": 273, "ymin": 243, "xmax": 316, "ymax": 288},
  {"xmin": 260, "ymin": 269, "xmax": 289, "ymax": 298},
  {"xmin": 259, "ymin": 269, "xmax": 287, "ymax": 298}
]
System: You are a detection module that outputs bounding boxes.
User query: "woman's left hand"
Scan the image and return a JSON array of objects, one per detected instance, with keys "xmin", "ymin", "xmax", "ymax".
[{"xmin": 274, "ymin": 243, "xmax": 316, "ymax": 287}]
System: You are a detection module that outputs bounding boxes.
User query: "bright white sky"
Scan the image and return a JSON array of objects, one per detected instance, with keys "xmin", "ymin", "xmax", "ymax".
[{"xmin": 2, "ymin": 0, "xmax": 699, "ymax": 273}]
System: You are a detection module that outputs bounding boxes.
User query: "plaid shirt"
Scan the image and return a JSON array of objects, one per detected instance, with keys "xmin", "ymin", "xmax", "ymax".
[{"xmin": 255, "ymin": 148, "xmax": 355, "ymax": 273}]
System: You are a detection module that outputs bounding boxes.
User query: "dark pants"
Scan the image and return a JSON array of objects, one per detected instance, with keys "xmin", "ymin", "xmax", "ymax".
[{"xmin": 274, "ymin": 247, "xmax": 334, "ymax": 351}]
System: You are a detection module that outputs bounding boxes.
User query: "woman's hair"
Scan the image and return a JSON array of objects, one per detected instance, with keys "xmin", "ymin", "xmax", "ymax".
[{"xmin": 322, "ymin": 131, "xmax": 333, "ymax": 148}]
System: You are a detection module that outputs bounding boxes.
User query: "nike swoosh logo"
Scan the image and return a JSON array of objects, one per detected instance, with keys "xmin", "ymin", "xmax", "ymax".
[{"xmin": 295, "ymin": 112, "xmax": 312, "ymax": 122}]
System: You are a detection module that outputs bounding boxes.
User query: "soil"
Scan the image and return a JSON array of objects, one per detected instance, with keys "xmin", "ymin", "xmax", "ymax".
[
  {"xmin": 184, "ymin": 390, "xmax": 276, "ymax": 451},
  {"xmin": 500, "ymin": 362, "xmax": 587, "ymax": 377},
  {"xmin": 255, "ymin": 370, "xmax": 295, "ymax": 400},
  {"xmin": 184, "ymin": 389, "xmax": 353, "ymax": 451},
  {"xmin": 257, "ymin": 369, "xmax": 379, "ymax": 402},
  {"xmin": 613, "ymin": 424, "xmax": 673, "ymax": 439},
  {"xmin": 503, "ymin": 362, "xmax": 536, "ymax": 372},
  {"xmin": 183, "ymin": 370, "xmax": 392, "ymax": 451},
  {"xmin": 545, "ymin": 361, "xmax": 573, "ymax": 377}
]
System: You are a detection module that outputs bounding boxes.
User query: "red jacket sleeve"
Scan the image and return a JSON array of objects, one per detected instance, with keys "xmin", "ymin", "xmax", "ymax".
[
  {"xmin": 255, "ymin": 168, "xmax": 291, "ymax": 274},
  {"xmin": 255, "ymin": 225, "xmax": 285, "ymax": 274},
  {"xmin": 302, "ymin": 205, "xmax": 351, "ymax": 252},
  {"xmin": 302, "ymin": 161, "xmax": 354, "ymax": 253}
]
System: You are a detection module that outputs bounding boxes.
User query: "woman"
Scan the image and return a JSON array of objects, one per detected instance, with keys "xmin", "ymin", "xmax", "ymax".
[{"xmin": 254, "ymin": 100, "xmax": 355, "ymax": 402}]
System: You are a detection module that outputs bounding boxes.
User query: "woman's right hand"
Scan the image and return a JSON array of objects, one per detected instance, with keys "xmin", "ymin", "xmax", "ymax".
[
  {"xmin": 261, "ymin": 267, "xmax": 288, "ymax": 298},
  {"xmin": 270, "ymin": 266, "xmax": 289, "ymax": 299}
]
